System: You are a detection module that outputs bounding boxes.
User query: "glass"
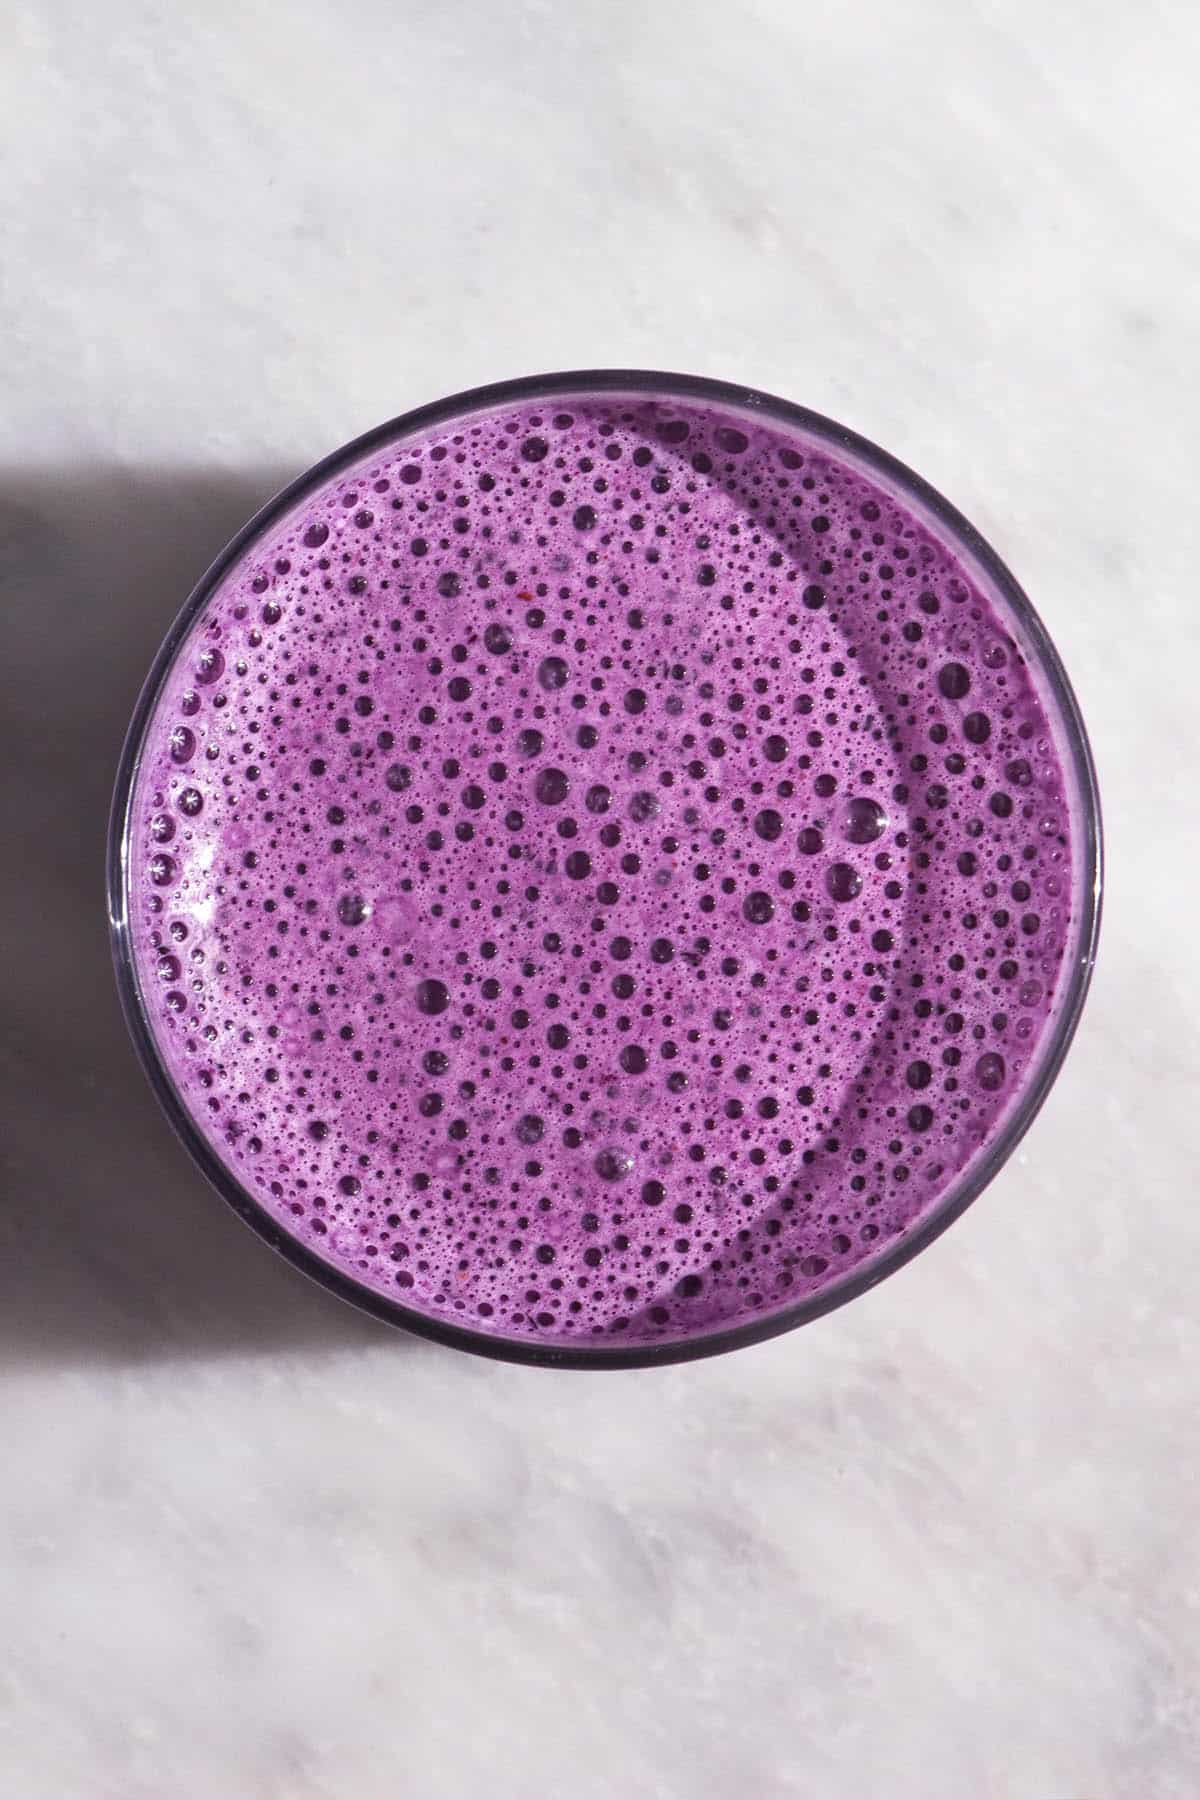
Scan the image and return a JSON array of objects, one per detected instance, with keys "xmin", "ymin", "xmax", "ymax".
[{"xmin": 108, "ymin": 371, "xmax": 1102, "ymax": 1367}]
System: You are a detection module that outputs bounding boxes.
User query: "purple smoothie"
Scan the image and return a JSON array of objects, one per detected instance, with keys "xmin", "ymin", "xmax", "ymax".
[{"xmin": 123, "ymin": 385, "xmax": 1091, "ymax": 1354}]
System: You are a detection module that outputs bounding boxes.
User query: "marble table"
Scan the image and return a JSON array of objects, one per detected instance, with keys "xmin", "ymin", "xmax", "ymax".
[{"xmin": 3, "ymin": 3, "xmax": 1197, "ymax": 1794}]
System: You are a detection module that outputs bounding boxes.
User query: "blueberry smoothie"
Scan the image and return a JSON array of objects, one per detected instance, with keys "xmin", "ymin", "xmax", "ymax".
[{"xmin": 119, "ymin": 381, "xmax": 1095, "ymax": 1357}]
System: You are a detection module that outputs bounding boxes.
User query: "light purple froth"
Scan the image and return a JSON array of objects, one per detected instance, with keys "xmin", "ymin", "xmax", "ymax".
[{"xmin": 128, "ymin": 394, "xmax": 1078, "ymax": 1346}]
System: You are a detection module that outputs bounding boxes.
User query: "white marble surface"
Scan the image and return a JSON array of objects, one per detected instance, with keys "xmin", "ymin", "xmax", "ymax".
[{"xmin": 3, "ymin": 3, "xmax": 1198, "ymax": 1795}]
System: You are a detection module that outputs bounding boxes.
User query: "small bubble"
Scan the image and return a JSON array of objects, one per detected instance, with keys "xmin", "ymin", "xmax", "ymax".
[
  {"xmin": 535, "ymin": 767, "xmax": 569, "ymax": 805},
  {"xmin": 826, "ymin": 863, "xmax": 861, "ymax": 903},
  {"xmin": 843, "ymin": 797, "xmax": 886, "ymax": 844},
  {"xmin": 170, "ymin": 726, "xmax": 196, "ymax": 765},
  {"xmin": 975, "ymin": 1052, "xmax": 1007, "ymax": 1091},
  {"xmin": 537, "ymin": 655, "xmax": 569, "ymax": 693},
  {"xmin": 416, "ymin": 978, "xmax": 450, "ymax": 1015},
  {"xmin": 938, "ymin": 662, "xmax": 971, "ymax": 700},
  {"xmin": 595, "ymin": 1147, "xmax": 634, "ymax": 1182}
]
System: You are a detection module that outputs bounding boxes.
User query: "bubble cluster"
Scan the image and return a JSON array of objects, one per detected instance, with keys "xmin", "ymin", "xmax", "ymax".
[{"xmin": 127, "ymin": 392, "xmax": 1078, "ymax": 1348}]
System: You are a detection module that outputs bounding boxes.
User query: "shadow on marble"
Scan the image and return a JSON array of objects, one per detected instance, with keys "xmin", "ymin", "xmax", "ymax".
[{"xmin": 1, "ymin": 464, "xmax": 420, "ymax": 1368}]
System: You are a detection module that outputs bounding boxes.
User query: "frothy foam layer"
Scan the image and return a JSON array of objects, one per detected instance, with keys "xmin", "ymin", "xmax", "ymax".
[{"xmin": 128, "ymin": 393, "xmax": 1078, "ymax": 1350}]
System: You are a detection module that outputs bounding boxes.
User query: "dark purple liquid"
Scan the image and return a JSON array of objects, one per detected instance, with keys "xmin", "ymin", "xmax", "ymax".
[{"xmin": 128, "ymin": 393, "xmax": 1080, "ymax": 1348}]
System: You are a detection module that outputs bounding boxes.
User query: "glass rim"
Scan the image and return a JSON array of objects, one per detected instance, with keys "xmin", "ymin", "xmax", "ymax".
[{"xmin": 108, "ymin": 368, "xmax": 1103, "ymax": 1370}]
